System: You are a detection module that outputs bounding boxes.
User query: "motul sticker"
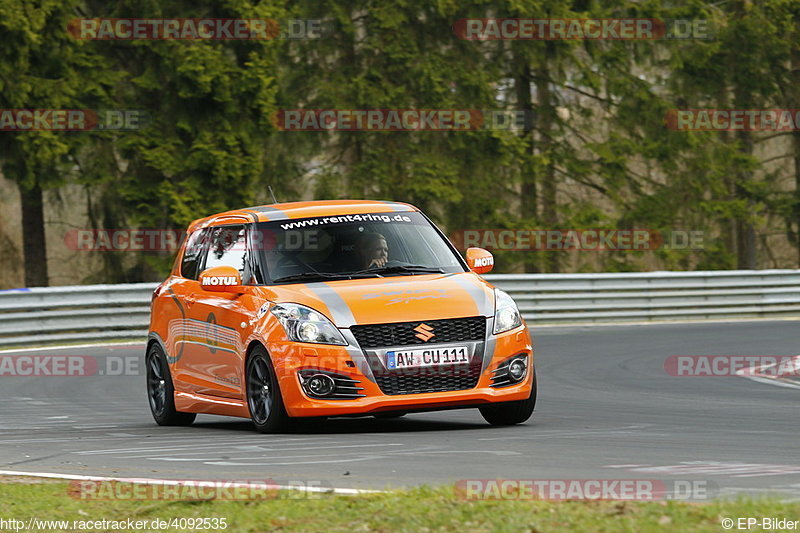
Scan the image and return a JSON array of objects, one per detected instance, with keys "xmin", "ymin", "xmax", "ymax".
[
  {"xmin": 473, "ymin": 257, "xmax": 493, "ymax": 267},
  {"xmin": 202, "ymin": 276, "xmax": 237, "ymax": 286}
]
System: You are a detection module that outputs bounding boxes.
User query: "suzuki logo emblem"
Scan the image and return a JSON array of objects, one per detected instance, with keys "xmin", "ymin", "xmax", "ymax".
[{"xmin": 413, "ymin": 323, "xmax": 435, "ymax": 342}]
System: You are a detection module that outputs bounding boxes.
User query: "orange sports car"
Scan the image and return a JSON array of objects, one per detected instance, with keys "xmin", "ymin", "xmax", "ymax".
[{"xmin": 147, "ymin": 200, "xmax": 535, "ymax": 433}]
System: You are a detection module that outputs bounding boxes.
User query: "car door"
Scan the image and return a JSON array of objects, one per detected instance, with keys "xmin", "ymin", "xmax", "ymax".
[
  {"xmin": 164, "ymin": 226, "xmax": 210, "ymax": 394},
  {"xmin": 180, "ymin": 223, "xmax": 255, "ymax": 399}
]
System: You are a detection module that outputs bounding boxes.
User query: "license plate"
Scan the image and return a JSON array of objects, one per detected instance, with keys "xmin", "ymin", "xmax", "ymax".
[{"xmin": 386, "ymin": 346, "xmax": 470, "ymax": 369}]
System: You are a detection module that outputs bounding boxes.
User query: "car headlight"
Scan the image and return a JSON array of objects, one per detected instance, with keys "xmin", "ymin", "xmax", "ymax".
[
  {"xmin": 271, "ymin": 303, "xmax": 347, "ymax": 345},
  {"xmin": 493, "ymin": 288, "xmax": 522, "ymax": 334}
]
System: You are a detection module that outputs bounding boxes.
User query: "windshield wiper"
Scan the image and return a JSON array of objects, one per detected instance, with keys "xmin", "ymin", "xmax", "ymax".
[
  {"xmin": 272, "ymin": 271, "xmax": 382, "ymax": 284},
  {"xmin": 356, "ymin": 265, "xmax": 445, "ymax": 276}
]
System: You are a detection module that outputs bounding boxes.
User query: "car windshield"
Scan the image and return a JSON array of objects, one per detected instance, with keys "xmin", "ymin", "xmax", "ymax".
[{"xmin": 254, "ymin": 211, "xmax": 466, "ymax": 284}]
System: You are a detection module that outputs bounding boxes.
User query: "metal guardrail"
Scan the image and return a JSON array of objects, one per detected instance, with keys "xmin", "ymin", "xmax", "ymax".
[
  {"xmin": 487, "ymin": 269, "xmax": 800, "ymax": 323},
  {"xmin": 0, "ymin": 270, "xmax": 798, "ymax": 347},
  {"xmin": 0, "ymin": 283, "xmax": 155, "ymax": 347}
]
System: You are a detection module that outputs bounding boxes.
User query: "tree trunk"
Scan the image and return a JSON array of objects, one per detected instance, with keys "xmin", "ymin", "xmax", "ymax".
[
  {"xmin": 794, "ymin": 130, "xmax": 800, "ymax": 267},
  {"xmin": 515, "ymin": 55, "xmax": 538, "ymax": 272},
  {"xmin": 536, "ymin": 42, "xmax": 559, "ymax": 273},
  {"xmin": 735, "ymin": 130, "xmax": 757, "ymax": 269},
  {"xmin": 731, "ymin": 0, "xmax": 757, "ymax": 270},
  {"xmin": 19, "ymin": 183, "xmax": 49, "ymax": 287},
  {"xmin": 792, "ymin": 34, "xmax": 800, "ymax": 267},
  {"xmin": 715, "ymin": 87, "xmax": 738, "ymax": 264}
]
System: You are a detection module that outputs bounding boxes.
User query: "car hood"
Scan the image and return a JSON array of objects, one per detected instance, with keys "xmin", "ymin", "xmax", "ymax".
[{"xmin": 264, "ymin": 272, "xmax": 495, "ymax": 327}]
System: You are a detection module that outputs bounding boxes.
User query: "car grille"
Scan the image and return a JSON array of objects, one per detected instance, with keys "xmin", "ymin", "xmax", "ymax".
[
  {"xmin": 373, "ymin": 363, "xmax": 482, "ymax": 395},
  {"xmin": 351, "ymin": 317, "xmax": 486, "ymax": 349}
]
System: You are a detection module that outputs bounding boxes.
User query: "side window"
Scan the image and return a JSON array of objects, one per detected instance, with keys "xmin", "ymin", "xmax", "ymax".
[
  {"xmin": 204, "ymin": 225, "xmax": 248, "ymax": 278},
  {"xmin": 180, "ymin": 229, "xmax": 208, "ymax": 280}
]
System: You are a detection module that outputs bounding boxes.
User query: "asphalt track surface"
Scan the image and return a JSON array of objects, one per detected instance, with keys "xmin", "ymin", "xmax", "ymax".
[{"xmin": 0, "ymin": 320, "xmax": 798, "ymax": 499}]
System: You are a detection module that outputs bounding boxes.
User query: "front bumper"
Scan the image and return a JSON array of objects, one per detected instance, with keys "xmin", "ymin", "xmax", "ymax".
[{"xmin": 270, "ymin": 324, "xmax": 533, "ymax": 418}]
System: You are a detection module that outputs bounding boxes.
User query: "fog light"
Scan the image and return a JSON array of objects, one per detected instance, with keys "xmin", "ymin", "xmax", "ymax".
[
  {"xmin": 305, "ymin": 374, "xmax": 335, "ymax": 397},
  {"xmin": 508, "ymin": 358, "xmax": 527, "ymax": 382}
]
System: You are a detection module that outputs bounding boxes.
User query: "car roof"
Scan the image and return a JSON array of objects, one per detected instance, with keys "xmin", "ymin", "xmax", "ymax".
[{"xmin": 187, "ymin": 199, "xmax": 418, "ymax": 232}]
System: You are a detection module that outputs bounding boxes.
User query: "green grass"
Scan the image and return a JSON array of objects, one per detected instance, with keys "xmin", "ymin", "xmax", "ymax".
[{"xmin": 1, "ymin": 480, "xmax": 798, "ymax": 532}]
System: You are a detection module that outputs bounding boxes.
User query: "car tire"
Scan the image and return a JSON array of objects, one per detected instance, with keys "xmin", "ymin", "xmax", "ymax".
[
  {"xmin": 146, "ymin": 343, "xmax": 196, "ymax": 426},
  {"xmin": 246, "ymin": 345, "xmax": 290, "ymax": 433},
  {"xmin": 479, "ymin": 371, "xmax": 537, "ymax": 426}
]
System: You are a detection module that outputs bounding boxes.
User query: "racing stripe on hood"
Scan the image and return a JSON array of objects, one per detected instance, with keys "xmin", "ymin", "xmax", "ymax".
[
  {"xmin": 447, "ymin": 273, "xmax": 494, "ymax": 317},
  {"xmin": 243, "ymin": 205, "xmax": 290, "ymax": 220},
  {"xmin": 447, "ymin": 273, "xmax": 496, "ymax": 372},
  {"xmin": 340, "ymin": 330, "xmax": 376, "ymax": 383},
  {"xmin": 303, "ymin": 282, "xmax": 357, "ymax": 327},
  {"xmin": 300, "ymin": 282, "xmax": 375, "ymax": 381},
  {"xmin": 482, "ymin": 322, "xmax": 497, "ymax": 373}
]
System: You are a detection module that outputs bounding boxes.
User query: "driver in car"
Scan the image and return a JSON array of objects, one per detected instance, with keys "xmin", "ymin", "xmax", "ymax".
[{"xmin": 358, "ymin": 232, "xmax": 389, "ymax": 269}]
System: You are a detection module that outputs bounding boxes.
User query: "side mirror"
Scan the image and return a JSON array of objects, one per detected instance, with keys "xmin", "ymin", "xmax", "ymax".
[
  {"xmin": 199, "ymin": 266, "xmax": 243, "ymax": 293},
  {"xmin": 466, "ymin": 247, "xmax": 494, "ymax": 274}
]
